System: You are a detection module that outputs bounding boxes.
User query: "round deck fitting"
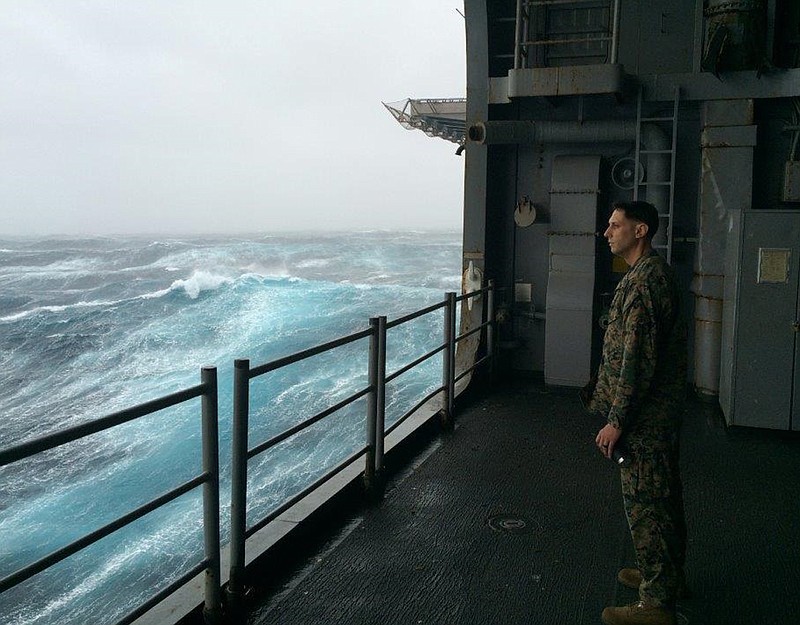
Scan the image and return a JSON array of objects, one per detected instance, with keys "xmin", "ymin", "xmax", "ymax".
[{"xmin": 487, "ymin": 513, "xmax": 532, "ymax": 535}]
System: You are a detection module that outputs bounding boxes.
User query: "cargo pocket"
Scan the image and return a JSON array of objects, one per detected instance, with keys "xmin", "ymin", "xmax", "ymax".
[{"xmin": 621, "ymin": 447, "xmax": 673, "ymax": 501}]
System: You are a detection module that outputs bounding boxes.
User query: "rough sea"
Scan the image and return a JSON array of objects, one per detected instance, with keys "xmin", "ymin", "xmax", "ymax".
[{"xmin": 0, "ymin": 231, "xmax": 462, "ymax": 625}]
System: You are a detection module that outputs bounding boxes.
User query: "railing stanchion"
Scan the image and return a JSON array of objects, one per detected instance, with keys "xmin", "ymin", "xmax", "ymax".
[
  {"xmin": 228, "ymin": 358, "xmax": 250, "ymax": 602},
  {"xmin": 365, "ymin": 318, "xmax": 379, "ymax": 495},
  {"xmin": 487, "ymin": 281, "xmax": 496, "ymax": 379},
  {"xmin": 442, "ymin": 292, "xmax": 457, "ymax": 428},
  {"xmin": 200, "ymin": 366, "xmax": 222, "ymax": 624},
  {"xmin": 375, "ymin": 316, "xmax": 387, "ymax": 480}
]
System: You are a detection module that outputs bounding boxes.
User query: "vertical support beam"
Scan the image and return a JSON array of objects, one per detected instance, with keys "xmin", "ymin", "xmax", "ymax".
[
  {"xmin": 442, "ymin": 292, "xmax": 457, "ymax": 428},
  {"xmin": 514, "ymin": 0, "xmax": 524, "ymax": 69},
  {"xmin": 200, "ymin": 366, "xmax": 222, "ymax": 624},
  {"xmin": 487, "ymin": 280, "xmax": 496, "ymax": 378},
  {"xmin": 697, "ymin": 100, "xmax": 756, "ymax": 401},
  {"xmin": 228, "ymin": 359, "xmax": 250, "ymax": 599},
  {"xmin": 610, "ymin": 0, "xmax": 621, "ymax": 63},
  {"xmin": 464, "ymin": 0, "xmax": 488, "ymax": 272}
]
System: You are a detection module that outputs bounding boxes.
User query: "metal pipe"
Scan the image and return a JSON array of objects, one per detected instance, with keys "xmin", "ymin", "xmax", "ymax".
[
  {"xmin": 468, "ymin": 119, "xmax": 671, "ymax": 239},
  {"xmin": 610, "ymin": 0, "xmax": 621, "ymax": 63},
  {"xmin": 228, "ymin": 359, "xmax": 250, "ymax": 598},
  {"xmin": 514, "ymin": 0, "xmax": 524, "ymax": 69},
  {"xmin": 200, "ymin": 366, "xmax": 222, "ymax": 624}
]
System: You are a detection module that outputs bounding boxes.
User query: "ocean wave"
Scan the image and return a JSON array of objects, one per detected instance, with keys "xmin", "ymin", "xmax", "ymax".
[{"xmin": 140, "ymin": 271, "xmax": 234, "ymax": 300}]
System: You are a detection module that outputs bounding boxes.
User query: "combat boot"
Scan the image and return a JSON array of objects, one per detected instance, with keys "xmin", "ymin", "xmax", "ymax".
[
  {"xmin": 617, "ymin": 568, "xmax": 691, "ymax": 599},
  {"xmin": 601, "ymin": 601, "xmax": 676, "ymax": 625}
]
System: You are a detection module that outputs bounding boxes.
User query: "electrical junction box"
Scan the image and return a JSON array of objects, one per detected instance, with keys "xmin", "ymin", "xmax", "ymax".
[{"xmin": 784, "ymin": 161, "xmax": 800, "ymax": 202}]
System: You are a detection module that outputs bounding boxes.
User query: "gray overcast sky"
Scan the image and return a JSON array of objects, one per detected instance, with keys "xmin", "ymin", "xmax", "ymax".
[{"xmin": 0, "ymin": 2, "xmax": 466, "ymax": 235}]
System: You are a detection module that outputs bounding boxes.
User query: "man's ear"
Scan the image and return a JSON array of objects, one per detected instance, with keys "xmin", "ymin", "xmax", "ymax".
[{"xmin": 635, "ymin": 222, "xmax": 648, "ymax": 239}]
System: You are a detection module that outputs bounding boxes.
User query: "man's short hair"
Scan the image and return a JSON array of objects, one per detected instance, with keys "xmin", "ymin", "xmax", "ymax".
[{"xmin": 612, "ymin": 201, "xmax": 659, "ymax": 241}]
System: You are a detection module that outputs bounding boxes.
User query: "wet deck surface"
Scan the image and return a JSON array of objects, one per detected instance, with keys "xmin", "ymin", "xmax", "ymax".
[{"xmin": 242, "ymin": 379, "xmax": 800, "ymax": 625}]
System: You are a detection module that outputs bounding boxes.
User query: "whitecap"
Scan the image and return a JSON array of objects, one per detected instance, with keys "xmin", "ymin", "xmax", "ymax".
[
  {"xmin": 168, "ymin": 271, "xmax": 233, "ymax": 299},
  {"xmin": 0, "ymin": 300, "xmax": 117, "ymax": 322},
  {"xmin": 296, "ymin": 259, "xmax": 330, "ymax": 269}
]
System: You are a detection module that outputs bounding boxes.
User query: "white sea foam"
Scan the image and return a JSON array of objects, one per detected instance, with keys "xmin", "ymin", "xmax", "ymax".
[
  {"xmin": 0, "ymin": 300, "xmax": 117, "ymax": 322},
  {"xmin": 296, "ymin": 258, "xmax": 330, "ymax": 269}
]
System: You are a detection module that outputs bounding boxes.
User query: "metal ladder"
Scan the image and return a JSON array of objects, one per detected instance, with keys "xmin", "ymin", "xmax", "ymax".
[{"xmin": 633, "ymin": 85, "xmax": 680, "ymax": 263}]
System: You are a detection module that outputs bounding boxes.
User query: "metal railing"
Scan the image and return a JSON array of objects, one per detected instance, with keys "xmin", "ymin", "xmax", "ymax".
[
  {"xmin": 227, "ymin": 282, "xmax": 496, "ymax": 597},
  {"xmin": 514, "ymin": 0, "xmax": 621, "ymax": 69},
  {"xmin": 0, "ymin": 281, "xmax": 495, "ymax": 624},
  {"xmin": 0, "ymin": 367, "xmax": 222, "ymax": 625}
]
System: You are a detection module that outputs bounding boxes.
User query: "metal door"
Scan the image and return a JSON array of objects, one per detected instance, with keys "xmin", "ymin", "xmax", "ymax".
[{"xmin": 735, "ymin": 211, "xmax": 800, "ymax": 430}]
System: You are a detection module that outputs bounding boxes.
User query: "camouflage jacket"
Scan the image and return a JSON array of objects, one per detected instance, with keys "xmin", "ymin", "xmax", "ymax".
[{"xmin": 591, "ymin": 250, "xmax": 687, "ymax": 436}]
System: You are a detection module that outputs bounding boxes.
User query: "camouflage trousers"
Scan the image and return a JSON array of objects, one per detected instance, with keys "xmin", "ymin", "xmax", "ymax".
[{"xmin": 620, "ymin": 435, "xmax": 687, "ymax": 608}]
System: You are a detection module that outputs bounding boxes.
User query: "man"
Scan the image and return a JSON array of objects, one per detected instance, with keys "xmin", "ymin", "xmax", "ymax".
[{"xmin": 590, "ymin": 201, "xmax": 688, "ymax": 625}]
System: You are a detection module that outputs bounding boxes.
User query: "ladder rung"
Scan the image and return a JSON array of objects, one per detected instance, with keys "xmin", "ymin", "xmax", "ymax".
[
  {"xmin": 640, "ymin": 149, "xmax": 674, "ymax": 155},
  {"xmin": 525, "ymin": 0, "xmax": 605, "ymax": 6},
  {"xmin": 653, "ymin": 244, "xmax": 669, "ymax": 250},
  {"xmin": 639, "ymin": 181, "xmax": 673, "ymax": 187},
  {"xmin": 641, "ymin": 116, "xmax": 674, "ymax": 122},
  {"xmin": 657, "ymin": 213, "xmax": 672, "ymax": 218}
]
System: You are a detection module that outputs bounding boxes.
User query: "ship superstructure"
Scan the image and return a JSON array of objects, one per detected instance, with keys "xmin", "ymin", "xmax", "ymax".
[{"xmin": 449, "ymin": 0, "xmax": 800, "ymax": 430}]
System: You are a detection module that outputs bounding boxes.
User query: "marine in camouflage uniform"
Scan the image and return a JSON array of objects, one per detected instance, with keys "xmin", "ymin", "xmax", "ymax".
[{"xmin": 591, "ymin": 202, "xmax": 687, "ymax": 624}]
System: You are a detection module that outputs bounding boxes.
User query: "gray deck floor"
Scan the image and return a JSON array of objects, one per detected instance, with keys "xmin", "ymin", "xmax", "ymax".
[{"xmin": 243, "ymin": 379, "xmax": 800, "ymax": 625}]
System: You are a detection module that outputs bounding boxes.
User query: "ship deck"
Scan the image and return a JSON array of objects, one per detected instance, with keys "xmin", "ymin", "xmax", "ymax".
[{"xmin": 236, "ymin": 377, "xmax": 800, "ymax": 625}]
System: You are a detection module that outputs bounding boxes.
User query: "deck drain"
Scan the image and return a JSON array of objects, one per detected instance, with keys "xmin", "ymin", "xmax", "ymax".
[{"xmin": 488, "ymin": 513, "xmax": 532, "ymax": 535}]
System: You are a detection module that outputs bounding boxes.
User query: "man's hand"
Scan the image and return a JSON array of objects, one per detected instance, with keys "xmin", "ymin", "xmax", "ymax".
[{"xmin": 595, "ymin": 423, "xmax": 622, "ymax": 460}]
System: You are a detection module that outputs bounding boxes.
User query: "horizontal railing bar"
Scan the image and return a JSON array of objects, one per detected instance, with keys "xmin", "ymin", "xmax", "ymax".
[
  {"xmin": 385, "ymin": 386, "xmax": 445, "ymax": 437},
  {"xmin": 0, "ymin": 473, "xmax": 208, "ymax": 593},
  {"xmin": 246, "ymin": 446, "xmax": 367, "ymax": 538},
  {"xmin": 386, "ymin": 300, "xmax": 447, "ymax": 330},
  {"xmin": 385, "ymin": 343, "xmax": 447, "ymax": 385},
  {"xmin": 526, "ymin": 0, "xmax": 610, "ymax": 6},
  {"xmin": 112, "ymin": 560, "xmax": 208, "ymax": 625},
  {"xmin": 456, "ymin": 323, "xmax": 485, "ymax": 343},
  {"xmin": 455, "ymin": 286, "xmax": 489, "ymax": 303},
  {"xmin": 523, "ymin": 35, "xmax": 612, "ymax": 46},
  {"xmin": 248, "ymin": 386, "xmax": 372, "ymax": 460},
  {"xmin": 455, "ymin": 355, "xmax": 491, "ymax": 385},
  {"xmin": 249, "ymin": 328, "xmax": 373, "ymax": 378},
  {"xmin": 547, "ymin": 50, "xmax": 609, "ymax": 59},
  {"xmin": 0, "ymin": 384, "xmax": 208, "ymax": 467}
]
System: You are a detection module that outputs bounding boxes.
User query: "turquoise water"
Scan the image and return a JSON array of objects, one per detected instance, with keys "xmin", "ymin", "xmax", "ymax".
[{"xmin": 0, "ymin": 231, "xmax": 461, "ymax": 624}]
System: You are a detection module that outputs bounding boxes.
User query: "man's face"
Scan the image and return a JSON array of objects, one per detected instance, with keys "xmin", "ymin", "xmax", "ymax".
[{"xmin": 604, "ymin": 209, "xmax": 644, "ymax": 258}]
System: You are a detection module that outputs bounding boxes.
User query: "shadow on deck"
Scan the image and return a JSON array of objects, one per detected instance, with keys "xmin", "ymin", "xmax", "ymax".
[{"xmin": 237, "ymin": 378, "xmax": 800, "ymax": 625}]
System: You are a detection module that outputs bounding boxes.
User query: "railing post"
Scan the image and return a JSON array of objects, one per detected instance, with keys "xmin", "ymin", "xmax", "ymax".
[
  {"xmin": 375, "ymin": 316, "xmax": 387, "ymax": 480},
  {"xmin": 442, "ymin": 292, "xmax": 457, "ymax": 428},
  {"xmin": 227, "ymin": 359, "xmax": 250, "ymax": 603},
  {"xmin": 200, "ymin": 366, "xmax": 222, "ymax": 624},
  {"xmin": 487, "ymin": 280, "xmax": 496, "ymax": 379},
  {"xmin": 365, "ymin": 318, "xmax": 379, "ymax": 494}
]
